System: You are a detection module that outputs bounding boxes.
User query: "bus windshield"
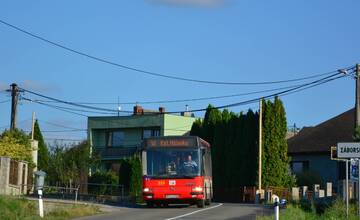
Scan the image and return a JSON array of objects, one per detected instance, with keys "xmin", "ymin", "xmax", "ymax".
[{"xmin": 146, "ymin": 148, "xmax": 201, "ymax": 178}]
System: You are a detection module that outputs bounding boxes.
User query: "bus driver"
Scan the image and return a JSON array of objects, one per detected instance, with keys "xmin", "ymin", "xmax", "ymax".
[{"xmin": 183, "ymin": 155, "xmax": 197, "ymax": 174}]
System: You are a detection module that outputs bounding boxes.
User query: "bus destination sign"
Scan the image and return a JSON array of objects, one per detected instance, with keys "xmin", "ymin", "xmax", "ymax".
[
  {"xmin": 337, "ymin": 142, "xmax": 360, "ymax": 158},
  {"xmin": 147, "ymin": 138, "xmax": 195, "ymax": 147}
]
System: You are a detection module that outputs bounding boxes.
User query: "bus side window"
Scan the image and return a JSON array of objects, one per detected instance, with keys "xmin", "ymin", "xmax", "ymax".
[
  {"xmin": 208, "ymin": 149, "xmax": 212, "ymax": 176},
  {"xmin": 202, "ymin": 149, "xmax": 206, "ymax": 176},
  {"xmin": 205, "ymin": 149, "xmax": 211, "ymax": 177}
]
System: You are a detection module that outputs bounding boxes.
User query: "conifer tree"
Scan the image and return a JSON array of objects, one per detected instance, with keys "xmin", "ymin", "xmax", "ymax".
[
  {"xmin": 190, "ymin": 119, "xmax": 203, "ymax": 137},
  {"xmin": 34, "ymin": 120, "xmax": 49, "ymax": 171},
  {"xmin": 190, "ymin": 106, "xmax": 260, "ymax": 190},
  {"xmin": 262, "ymin": 97, "xmax": 294, "ymax": 187}
]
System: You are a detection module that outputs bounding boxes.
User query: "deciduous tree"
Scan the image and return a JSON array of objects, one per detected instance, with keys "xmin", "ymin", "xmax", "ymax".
[{"xmin": 0, "ymin": 129, "xmax": 33, "ymax": 164}]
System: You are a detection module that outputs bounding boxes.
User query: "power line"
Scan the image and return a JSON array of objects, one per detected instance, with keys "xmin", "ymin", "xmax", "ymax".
[
  {"xmin": 279, "ymin": 74, "xmax": 349, "ymax": 98},
  {"xmin": 43, "ymin": 129, "xmax": 86, "ymax": 132},
  {"xmin": 37, "ymin": 119, "xmax": 86, "ymax": 130},
  {"xmin": 28, "ymin": 83, "xmax": 314, "ymax": 105},
  {"xmin": 19, "ymin": 70, "xmax": 349, "ymax": 117},
  {"xmin": 222, "ymin": 74, "xmax": 348, "ymax": 110},
  {"xmin": 22, "ymin": 98, "xmax": 117, "ymax": 115},
  {"xmin": 20, "ymin": 88, "xmax": 131, "ymax": 113},
  {"xmin": 0, "ymin": 99, "xmax": 10, "ymax": 104},
  {"xmin": 166, "ymin": 72, "xmax": 349, "ymax": 114},
  {"xmin": 233, "ymin": 74, "xmax": 349, "ymax": 110},
  {"xmin": 0, "ymin": 18, "xmax": 350, "ymax": 85},
  {"xmin": 24, "ymin": 129, "xmax": 86, "ymax": 133},
  {"xmin": 10, "ymin": 74, "xmax": 346, "ymax": 138},
  {"xmin": 21, "ymin": 97, "xmax": 90, "ymax": 117},
  {"xmin": 0, "ymin": 118, "xmax": 32, "ymax": 129},
  {"xmin": 19, "ymin": 66, "xmax": 353, "ymax": 110},
  {"xmin": 44, "ymin": 138, "xmax": 84, "ymax": 142}
]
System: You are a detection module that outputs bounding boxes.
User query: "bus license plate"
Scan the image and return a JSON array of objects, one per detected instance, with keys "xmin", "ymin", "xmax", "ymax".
[{"xmin": 166, "ymin": 195, "xmax": 179, "ymax": 199}]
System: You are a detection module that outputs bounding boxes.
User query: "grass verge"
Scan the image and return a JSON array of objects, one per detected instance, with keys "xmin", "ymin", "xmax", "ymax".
[
  {"xmin": 0, "ymin": 195, "xmax": 101, "ymax": 220},
  {"xmin": 257, "ymin": 199, "xmax": 360, "ymax": 220}
]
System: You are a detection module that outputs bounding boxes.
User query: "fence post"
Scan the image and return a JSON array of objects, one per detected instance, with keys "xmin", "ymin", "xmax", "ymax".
[
  {"xmin": 274, "ymin": 196, "xmax": 279, "ymax": 220},
  {"xmin": 38, "ymin": 189, "xmax": 44, "ymax": 218},
  {"xmin": 75, "ymin": 187, "xmax": 78, "ymax": 204}
]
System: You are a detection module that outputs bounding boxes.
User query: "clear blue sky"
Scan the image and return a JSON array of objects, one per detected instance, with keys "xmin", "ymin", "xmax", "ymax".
[{"xmin": 0, "ymin": 0, "xmax": 358, "ymax": 142}]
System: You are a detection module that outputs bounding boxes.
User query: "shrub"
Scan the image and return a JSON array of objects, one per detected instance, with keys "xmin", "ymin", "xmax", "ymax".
[
  {"xmin": 313, "ymin": 197, "xmax": 334, "ymax": 214},
  {"xmin": 322, "ymin": 199, "xmax": 359, "ymax": 219},
  {"xmin": 129, "ymin": 156, "xmax": 142, "ymax": 203},
  {"xmin": 88, "ymin": 171, "xmax": 118, "ymax": 195},
  {"xmin": 118, "ymin": 159, "xmax": 131, "ymax": 189},
  {"xmin": 299, "ymin": 198, "xmax": 314, "ymax": 213},
  {"xmin": 296, "ymin": 171, "xmax": 323, "ymax": 190}
]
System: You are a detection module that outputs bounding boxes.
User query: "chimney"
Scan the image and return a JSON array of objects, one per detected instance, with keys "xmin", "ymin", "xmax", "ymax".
[
  {"xmin": 133, "ymin": 105, "xmax": 143, "ymax": 115},
  {"xmin": 159, "ymin": 107, "xmax": 165, "ymax": 114},
  {"xmin": 181, "ymin": 105, "xmax": 191, "ymax": 117},
  {"xmin": 181, "ymin": 112, "xmax": 191, "ymax": 117}
]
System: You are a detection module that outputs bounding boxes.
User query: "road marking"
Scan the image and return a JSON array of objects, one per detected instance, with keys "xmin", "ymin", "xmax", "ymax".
[{"xmin": 164, "ymin": 203, "xmax": 223, "ymax": 220}]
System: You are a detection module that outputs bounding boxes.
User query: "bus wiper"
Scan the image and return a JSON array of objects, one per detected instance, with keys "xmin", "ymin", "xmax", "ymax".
[
  {"xmin": 148, "ymin": 174, "xmax": 196, "ymax": 179},
  {"xmin": 150, "ymin": 174, "xmax": 171, "ymax": 179},
  {"xmin": 176, "ymin": 174, "xmax": 195, "ymax": 179}
]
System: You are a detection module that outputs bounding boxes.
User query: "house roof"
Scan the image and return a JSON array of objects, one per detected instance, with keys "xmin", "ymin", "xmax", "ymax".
[{"xmin": 288, "ymin": 108, "xmax": 355, "ymax": 154}]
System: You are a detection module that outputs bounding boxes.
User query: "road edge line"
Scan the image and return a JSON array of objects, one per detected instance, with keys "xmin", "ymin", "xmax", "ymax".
[{"xmin": 164, "ymin": 203, "xmax": 223, "ymax": 220}]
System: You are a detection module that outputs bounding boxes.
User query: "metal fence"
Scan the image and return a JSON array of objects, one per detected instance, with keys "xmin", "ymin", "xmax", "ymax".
[
  {"xmin": 27, "ymin": 183, "xmax": 130, "ymax": 204},
  {"xmin": 266, "ymin": 186, "xmax": 291, "ymax": 201}
]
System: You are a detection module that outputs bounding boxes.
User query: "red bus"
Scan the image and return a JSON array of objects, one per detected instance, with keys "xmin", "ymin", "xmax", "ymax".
[{"xmin": 141, "ymin": 136, "xmax": 213, "ymax": 208}]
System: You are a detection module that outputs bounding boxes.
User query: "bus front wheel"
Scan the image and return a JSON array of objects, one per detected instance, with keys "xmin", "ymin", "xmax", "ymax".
[
  {"xmin": 197, "ymin": 199, "xmax": 205, "ymax": 208},
  {"xmin": 146, "ymin": 201, "xmax": 154, "ymax": 208}
]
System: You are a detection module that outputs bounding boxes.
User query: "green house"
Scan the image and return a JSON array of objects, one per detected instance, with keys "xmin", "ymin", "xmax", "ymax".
[{"xmin": 87, "ymin": 106, "xmax": 196, "ymax": 172}]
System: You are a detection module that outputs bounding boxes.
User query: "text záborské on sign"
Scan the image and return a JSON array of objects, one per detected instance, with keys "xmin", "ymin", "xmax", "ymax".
[{"xmin": 337, "ymin": 142, "xmax": 360, "ymax": 158}]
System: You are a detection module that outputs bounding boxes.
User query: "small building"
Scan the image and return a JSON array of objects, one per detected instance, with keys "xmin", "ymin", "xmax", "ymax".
[
  {"xmin": 0, "ymin": 156, "xmax": 28, "ymax": 195},
  {"xmin": 87, "ymin": 106, "xmax": 196, "ymax": 173},
  {"xmin": 288, "ymin": 108, "xmax": 354, "ymax": 189}
]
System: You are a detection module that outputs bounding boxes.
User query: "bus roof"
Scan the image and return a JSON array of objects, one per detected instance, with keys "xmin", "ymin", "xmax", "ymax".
[{"xmin": 142, "ymin": 136, "xmax": 210, "ymax": 149}]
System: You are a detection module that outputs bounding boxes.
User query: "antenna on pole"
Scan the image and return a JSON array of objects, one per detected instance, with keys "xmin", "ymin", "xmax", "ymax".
[{"xmin": 117, "ymin": 96, "xmax": 121, "ymax": 117}]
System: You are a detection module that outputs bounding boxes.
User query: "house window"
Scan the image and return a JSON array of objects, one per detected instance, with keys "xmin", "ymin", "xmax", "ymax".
[
  {"xmin": 291, "ymin": 161, "xmax": 309, "ymax": 174},
  {"xmin": 107, "ymin": 131, "xmax": 124, "ymax": 147},
  {"xmin": 143, "ymin": 128, "xmax": 160, "ymax": 139}
]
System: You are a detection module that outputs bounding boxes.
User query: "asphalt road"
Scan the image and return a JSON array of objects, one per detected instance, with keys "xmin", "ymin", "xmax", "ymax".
[{"xmin": 76, "ymin": 203, "xmax": 272, "ymax": 220}]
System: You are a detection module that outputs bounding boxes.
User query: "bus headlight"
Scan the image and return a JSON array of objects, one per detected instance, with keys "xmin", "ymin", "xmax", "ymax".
[
  {"xmin": 193, "ymin": 187, "xmax": 203, "ymax": 192},
  {"xmin": 143, "ymin": 188, "xmax": 151, "ymax": 193},
  {"xmin": 191, "ymin": 186, "xmax": 203, "ymax": 195}
]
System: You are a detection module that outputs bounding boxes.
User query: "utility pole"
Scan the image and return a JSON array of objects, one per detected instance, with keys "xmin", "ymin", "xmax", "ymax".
[
  {"xmin": 356, "ymin": 64, "xmax": 360, "ymax": 217},
  {"xmin": 356, "ymin": 64, "xmax": 360, "ymax": 128},
  {"xmin": 255, "ymin": 98, "xmax": 264, "ymax": 204},
  {"xmin": 9, "ymin": 83, "xmax": 20, "ymax": 131},
  {"xmin": 258, "ymin": 98, "xmax": 263, "ymax": 191}
]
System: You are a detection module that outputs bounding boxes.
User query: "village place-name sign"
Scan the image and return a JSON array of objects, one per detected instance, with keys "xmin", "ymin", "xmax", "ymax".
[{"xmin": 337, "ymin": 142, "xmax": 360, "ymax": 158}]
